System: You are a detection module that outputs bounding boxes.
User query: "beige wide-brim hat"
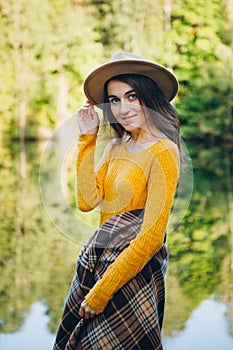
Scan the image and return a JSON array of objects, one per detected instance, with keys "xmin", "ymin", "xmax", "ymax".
[{"xmin": 84, "ymin": 52, "xmax": 178, "ymax": 106}]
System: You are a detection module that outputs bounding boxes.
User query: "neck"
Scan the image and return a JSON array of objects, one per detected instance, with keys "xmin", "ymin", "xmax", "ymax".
[{"xmin": 131, "ymin": 128, "xmax": 165, "ymax": 144}]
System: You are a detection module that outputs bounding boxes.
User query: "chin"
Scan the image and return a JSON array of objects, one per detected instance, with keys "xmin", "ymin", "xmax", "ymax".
[{"xmin": 123, "ymin": 124, "xmax": 139, "ymax": 132}]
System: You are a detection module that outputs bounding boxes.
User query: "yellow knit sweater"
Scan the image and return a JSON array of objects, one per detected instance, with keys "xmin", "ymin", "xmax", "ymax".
[{"xmin": 76, "ymin": 134, "xmax": 179, "ymax": 313}]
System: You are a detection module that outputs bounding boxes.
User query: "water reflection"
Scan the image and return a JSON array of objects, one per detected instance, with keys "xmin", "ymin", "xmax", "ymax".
[
  {"xmin": 0, "ymin": 302, "xmax": 54, "ymax": 350},
  {"xmin": 0, "ymin": 140, "xmax": 232, "ymax": 349},
  {"xmin": 164, "ymin": 299, "xmax": 233, "ymax": 350}
]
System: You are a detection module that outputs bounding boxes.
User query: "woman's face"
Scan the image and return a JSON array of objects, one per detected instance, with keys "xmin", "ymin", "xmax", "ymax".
[{"xmin": 107, "ymin": 80, "xmax": 150, "ymax": 133}]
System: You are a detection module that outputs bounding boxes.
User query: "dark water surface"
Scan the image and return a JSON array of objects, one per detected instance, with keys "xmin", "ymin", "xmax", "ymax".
[{"xmin": 0, "ymin": 140, "xmax": 232, "ymax": 349}]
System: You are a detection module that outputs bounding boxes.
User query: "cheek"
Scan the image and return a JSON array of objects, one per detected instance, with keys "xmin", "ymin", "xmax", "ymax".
[{"xmin": 133, "ymin": 103, "xmax": 143, "ymax": 113}]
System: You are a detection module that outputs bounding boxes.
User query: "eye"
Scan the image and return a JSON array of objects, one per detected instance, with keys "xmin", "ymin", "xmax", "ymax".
[
  {"xmin": 128, "ymin": 93, "xmax": 138, "ymax": 101},
  {"xmin": 109, "ymin": 97, "xmax": 120, "ymax": 104}
]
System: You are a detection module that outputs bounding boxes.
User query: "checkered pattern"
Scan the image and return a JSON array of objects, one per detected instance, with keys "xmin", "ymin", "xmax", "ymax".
[{"xmin": 53, "ymin": 210, "xmax": 168, "ymax": 350}]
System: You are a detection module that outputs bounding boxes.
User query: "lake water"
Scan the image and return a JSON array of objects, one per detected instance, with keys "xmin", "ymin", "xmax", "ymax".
[
  {"xmin": 1, "ymin": 298, "xmax": 232, "ymax": 350},
  {"xmin": 0, "ymin": 139, "xmax": 232, "ymax": 349}
]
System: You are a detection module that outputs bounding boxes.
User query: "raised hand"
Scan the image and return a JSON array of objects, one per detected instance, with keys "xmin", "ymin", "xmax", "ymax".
[{"xmin": 77, "ymin": 100, "xmax": 99, "ymax": 135}]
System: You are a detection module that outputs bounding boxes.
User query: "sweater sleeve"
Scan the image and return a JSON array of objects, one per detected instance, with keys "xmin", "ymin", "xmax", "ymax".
[
  {"xmin": 76, "ymin": 134, "xmax": 110, "ymax": 211},
  {"xmin": 85, "ymin": 147, "xmax": 180, "ymax": 312}
]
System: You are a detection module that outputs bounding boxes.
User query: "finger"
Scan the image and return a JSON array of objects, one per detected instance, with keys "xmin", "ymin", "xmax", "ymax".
[
  {"xmin": 83, "ymin": 305, "xmax": 91, "ymax": 319},
  {"xmin": 77, "ymin": 108, "xmax": 86, "ymax": 119},
  {"xmin": 89, "ymin": 107, "xmax": 98, "ymax": 119},
  {"xmin": 78, "ymin": 106, "xmax": 93, "ymax": 119},
  {"xmin": 78, "ymin": 108, "xmax": 90, "ymax": 121},
  {"xmin": 79, "ymin": 307, "xmax": 84, "ymax": 318},
  {"xmin": 85, "ymin": 305, "xmax": 94, "ymax": 318},
  {"xmin": 85, "ymin": 102, "xmax": 98, "ymax": 120},
  {"xmin": 78, "ymin": 101, "xmax": 96, "ymax": 117}
]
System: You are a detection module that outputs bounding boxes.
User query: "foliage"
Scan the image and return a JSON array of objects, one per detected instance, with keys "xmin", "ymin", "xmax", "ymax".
[
  {"xmin": 0, "ymin": 141, "xmax": 78, "ymax": 333},
  {"xmin": 0, "ymin": 0, "xmax": 232, "ymax": 143},
  {"xmin": 168, "ymin": 147, "xmax": 232, "ymax": 296},
  {"xmin": 0, "ymin": 0, "xmax": 102, "ymax": 140}
]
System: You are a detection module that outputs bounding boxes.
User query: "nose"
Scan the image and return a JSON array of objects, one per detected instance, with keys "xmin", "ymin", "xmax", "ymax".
[{"xmin": 120, "ymin": 101, "xmax": 130, "ymax": 116}]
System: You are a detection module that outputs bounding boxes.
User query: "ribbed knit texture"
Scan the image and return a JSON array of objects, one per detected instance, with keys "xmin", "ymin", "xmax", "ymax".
[{"xmin": 76, "ymin": 134, "xmax": 179, "ymax": 313}]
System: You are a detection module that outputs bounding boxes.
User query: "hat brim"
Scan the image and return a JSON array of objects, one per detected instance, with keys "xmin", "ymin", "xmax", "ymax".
[{"xmin": 84, "ymin": 59, "xmax": 178, "ymax": 106}]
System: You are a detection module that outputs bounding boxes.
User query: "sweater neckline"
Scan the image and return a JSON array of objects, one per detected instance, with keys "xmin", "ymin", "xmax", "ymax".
[{"xmin": 122, "ymin": 138, "xmax": 169, "ymax": 155}]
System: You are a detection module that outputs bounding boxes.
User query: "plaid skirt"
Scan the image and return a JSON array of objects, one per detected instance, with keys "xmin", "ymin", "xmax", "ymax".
[{"xmin": 52, "ymin": 210, "xmax": 168, "ymax": 350}]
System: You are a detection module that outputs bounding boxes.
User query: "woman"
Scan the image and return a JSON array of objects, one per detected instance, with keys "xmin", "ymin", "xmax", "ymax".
[{"xmin": 53, "ymin": 52, "xmax": 180, "ymax": 350}]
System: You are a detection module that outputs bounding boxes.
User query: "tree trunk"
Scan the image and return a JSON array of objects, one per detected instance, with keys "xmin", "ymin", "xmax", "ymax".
[
  {"xmin": 57, "ymin": 70, "xmax": 69, "ymax": 124},
  {"xmin": 56, "ymin": 70, "xmax": 70, "ymax": 198},
  {"xmin": 164, "ymin": 0, "xmax": 172, "ymax": 68},
  {"xmin": 19, "ymin": 99, "xmax": 27, "ymax": 180}
]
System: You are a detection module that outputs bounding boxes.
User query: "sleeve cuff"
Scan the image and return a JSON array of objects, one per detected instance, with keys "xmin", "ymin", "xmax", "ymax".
[
  {"xmin": 85, "ymin": 285, "xmax": 110, "ymax": 313},
  {"xmin": 78, "ymin": 133, "xmax": 97, "ymax": 142}
]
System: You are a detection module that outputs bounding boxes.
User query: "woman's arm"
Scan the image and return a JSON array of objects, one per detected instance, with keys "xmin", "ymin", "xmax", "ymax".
[
  {"xmin": 76, "ymin": 134, "xmax": 110, "ymax": 211},
  {"xmin": 76, "ymin": 100, "xmax": 110, "ymax": 211},
  {"xmin": 84, "ymin": 147, "xmax": 180, "ymax": 313}
]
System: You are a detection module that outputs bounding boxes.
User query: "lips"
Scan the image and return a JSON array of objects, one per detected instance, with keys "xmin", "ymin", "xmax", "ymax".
[{"xmin": 121, "ymin": 115, "xmax": 137, "ymax": 122}]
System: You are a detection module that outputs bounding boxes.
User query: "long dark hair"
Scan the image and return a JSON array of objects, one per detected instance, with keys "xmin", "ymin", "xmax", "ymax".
[{"xmin": 103, "ymin": 74, "xmax": 181, "ymax": 155}]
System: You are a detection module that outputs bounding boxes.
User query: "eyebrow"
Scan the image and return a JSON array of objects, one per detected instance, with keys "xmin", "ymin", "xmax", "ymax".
[{"xmin": 107, "ymin": 89, "xmax": 135, "ymax": 99}]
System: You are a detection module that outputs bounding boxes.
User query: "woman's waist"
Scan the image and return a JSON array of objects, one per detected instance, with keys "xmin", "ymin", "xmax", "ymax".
[{"xmin": 99, "ymin": 203, "xmax": 145, "ymax": 227}]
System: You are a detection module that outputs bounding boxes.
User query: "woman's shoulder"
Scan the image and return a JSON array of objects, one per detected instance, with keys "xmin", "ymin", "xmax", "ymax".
[
  {"xmin": 149, "ymin": 138, "xmax": 178, "ymax": 154},
  {"xmin": 149, "ymin": 139, "xmax": 180, "ymax": 169}
]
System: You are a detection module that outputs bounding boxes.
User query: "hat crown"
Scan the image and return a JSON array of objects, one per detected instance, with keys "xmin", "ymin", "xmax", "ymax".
[{"xmin": 111, "ymin": 52, "xmax": 146, "ymax": 62}]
